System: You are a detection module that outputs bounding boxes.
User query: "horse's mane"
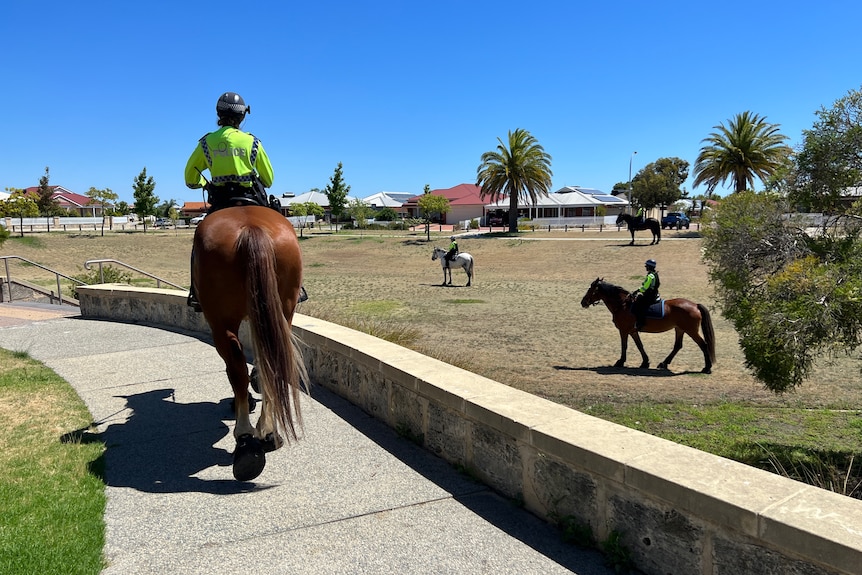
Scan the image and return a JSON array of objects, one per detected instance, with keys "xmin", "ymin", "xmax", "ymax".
[{"xmin": 599, "ymin": 281, "xmax": 630, "ymax": 299}]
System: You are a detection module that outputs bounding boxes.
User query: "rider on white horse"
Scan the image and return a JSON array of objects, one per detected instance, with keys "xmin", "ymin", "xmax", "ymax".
[{"xmin": 445, "ymin": 236, "xmax": 459, "ymax": 268}]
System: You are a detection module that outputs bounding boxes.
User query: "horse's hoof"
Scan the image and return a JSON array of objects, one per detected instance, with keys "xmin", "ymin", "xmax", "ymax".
[
  {"xmin": 233, "ymin": 434, "xmax": 266, "ymax": 481},
  {"xmin": 614, "ymin": 360, "xmax": 625, "ymax": 368},
  {"xmin": 658, "ymin": 362, "xmax": 668, "ymax": 370},
  {"xmin": 262, "ymin": 432, "xmax": 283, "ymax": 453},
  {"xmin": 701, "ymin": 367, "xmax": 712, "ymax": 374},
  {"xmin": 639, "ymin": 362, "xmax": 650, "ymax": 369}
]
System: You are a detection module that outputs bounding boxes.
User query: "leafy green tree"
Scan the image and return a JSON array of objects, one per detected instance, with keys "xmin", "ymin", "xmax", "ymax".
[
  {"xmin": 156, "ymin": 199, "xmax": 178, "ymax": 218},
  {"xmin": 86, "ymin": 187, "xmax": 119, "ymax": 237},
  {"xmin": 693, "ymin": 111, "xmax": 791, "ymax": 195},
  {"xmin": 701, "ymin": 191, "xmax": 862, "ymax": 392},
  {"xmin": 417, "ymin": 184, "xmax": 450, "ymax": 241},
  {"xmin": 131, "ymin": 167, "xmax": 158, "ymax": 232},
  {"xmin": 477, "ymin": 128, "xmax": 553, "ymax": 233},
  {"xmin": 324, "ymin": 162, "xmax": 350, "ymax": 226},
  {"xmin": 346, "ymin": 198, "xmax": 373, "ymax": 231},
  {"xmin": 631, "ymin": 157, "xmax": 689, "ymax": 212},
  {"xmin": 35, "ymin": 167, "xmax": 60, "ymax": 219},
  {"xmin": 375, "ymin": 207, "xmax": 398, "ymax": 222},
  {"xmin": 792, "ymin": 86, "xmax": 862, "ymax": 213},
  {"xmin": 611, "ymin": 182, "xmax": 630, "ymax": 196},
  {"xmin": 114, "ymin": 201, "xmax": 131, "ymax": 215},
  {"xmin": 3, "ymin": 189, "xmax": 39, "ymax": 237},
  {"xmin": 289, "ymin": 202, "xmax": 324, "ymax": 237}
]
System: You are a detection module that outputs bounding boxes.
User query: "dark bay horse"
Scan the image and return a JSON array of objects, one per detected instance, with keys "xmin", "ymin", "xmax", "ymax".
[
  {"xmin": 193, "ymin": 206, "xmax": 307, "ymax": 481},
  {"xmin": 580, "ymin": 278, "xmax": 715, "ymax": 373},
  {"xmin": 616, "ymin": 213, "xmax": 661, "ymax": 245}
]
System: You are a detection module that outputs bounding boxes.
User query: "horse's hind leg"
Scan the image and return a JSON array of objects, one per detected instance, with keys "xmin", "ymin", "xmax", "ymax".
[
  {"xmin": 214, "ymin": 328, "xmax": 266, "ymax": 481},
  {"xmin": 658, "ymin": 329, "xmax": 684, "ymax": 370},
  {"xmin": 687, "ymin": 331, "xmax": 712, "ymax": 374}
]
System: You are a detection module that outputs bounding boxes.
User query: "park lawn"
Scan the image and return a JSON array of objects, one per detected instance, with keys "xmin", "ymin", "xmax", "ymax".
[
  {"xmin": 0, "ymin": 349, "xmax": 106, "ymax": 575},
  {"xmin": 2, "ymin": 229, "xmax": 861, "ymax": 497}
]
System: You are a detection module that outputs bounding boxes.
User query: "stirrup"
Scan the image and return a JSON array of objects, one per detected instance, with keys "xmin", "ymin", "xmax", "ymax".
[{"xmin": 187, "ymin": 293, "xmax": 202, "ymax": 313}]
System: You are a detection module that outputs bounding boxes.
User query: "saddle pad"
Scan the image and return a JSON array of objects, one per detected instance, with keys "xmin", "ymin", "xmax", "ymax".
[{"xmin": 646, "ymin": 300, "xmax": 665, "ymax": 319}]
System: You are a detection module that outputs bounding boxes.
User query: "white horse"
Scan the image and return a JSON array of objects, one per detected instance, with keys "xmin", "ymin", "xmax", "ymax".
[{"xmin": 432, "ymin": 247, "xmax": 474, "ymax": 286}]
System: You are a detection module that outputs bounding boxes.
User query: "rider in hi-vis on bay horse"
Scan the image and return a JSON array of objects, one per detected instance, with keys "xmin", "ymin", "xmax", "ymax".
[
  {"xmin": 184, "ymin": 93, "xmax": 307, "ymax": 481},
  {"xmin": 185, "ymin": 92, "xmax": 278, "ymax": 311}
]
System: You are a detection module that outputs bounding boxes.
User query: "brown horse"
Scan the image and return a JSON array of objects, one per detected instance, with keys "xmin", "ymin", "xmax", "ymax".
[
  {"xmin": 580, "ymin": 278, "xmax": 715, "ymax": 373},
  {"xmin": 193, "ymin": 206, "xmax": 307, "ymax": 481}
]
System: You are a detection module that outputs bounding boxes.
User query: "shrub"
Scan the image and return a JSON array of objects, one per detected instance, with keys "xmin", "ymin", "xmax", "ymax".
[{"xmin": 69, "ymin": 265, "xmax": 133, "ymax": 299}]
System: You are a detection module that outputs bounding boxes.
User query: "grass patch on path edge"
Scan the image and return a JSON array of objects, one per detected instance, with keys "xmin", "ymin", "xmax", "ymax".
[{"xmin": 0, "ymin": 349, "xmax": 106, "ymax": 575}]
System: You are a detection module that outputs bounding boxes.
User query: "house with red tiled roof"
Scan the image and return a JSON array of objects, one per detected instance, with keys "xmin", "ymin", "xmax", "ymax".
[
  {"xmin": 23, "ymin": 186, "xmax": 111, "ymax": 216},
  {"xmin": 180, "ymin": 202, "xmax": 209, "ymax": 218},
  {"xmin": 401, "ymin": 183, "xmax": 488, "ymax": 224}
]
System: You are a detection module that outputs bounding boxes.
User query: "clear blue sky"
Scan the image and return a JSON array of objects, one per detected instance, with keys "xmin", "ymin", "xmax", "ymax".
[{"xmin": 3, "ymin": 1, "xmax": 861, "ymax": 206}]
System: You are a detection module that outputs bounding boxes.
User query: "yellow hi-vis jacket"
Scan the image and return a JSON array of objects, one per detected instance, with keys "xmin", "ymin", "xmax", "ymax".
[{"xmin": 184, "ymin": 126, "xmax": 274, "ymax": 190}]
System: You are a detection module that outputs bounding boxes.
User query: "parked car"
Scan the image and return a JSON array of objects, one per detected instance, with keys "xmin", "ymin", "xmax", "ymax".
[
  {"xmin": 190, "ymin": 214, "xmax": 206, "ymax": 225},
  {"xmin": 152, "ymin": 218, "xmax": 170, "ymax": 228},
  {"xmin": 661, "ymin": 212, "xmax": 690, "ymax": 229}
]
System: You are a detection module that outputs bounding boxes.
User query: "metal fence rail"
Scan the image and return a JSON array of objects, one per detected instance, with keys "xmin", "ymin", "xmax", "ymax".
[
  {"xmin": 0, "ymin": 255, "xmax": 86, "ymax": 305},
  {"xmin": 84, "ymin": 259, "xmax": 185, "ymax": 290},
  {"xmin": 0, "ymin": 256, "xmax": 185, "ymax": 305}
]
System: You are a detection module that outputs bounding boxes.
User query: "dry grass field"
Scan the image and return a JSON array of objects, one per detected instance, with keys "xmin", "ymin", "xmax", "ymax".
[{"xmin": 3, "ymin": 226, "xmax": 861, "ymax": 493}]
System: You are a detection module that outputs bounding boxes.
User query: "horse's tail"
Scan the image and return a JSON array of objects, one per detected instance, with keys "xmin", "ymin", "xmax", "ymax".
[
  {"xmin": 698, "ymin": 303, "xmax": 716, "ymax": 364},
  {"xmin": 238, "ymin": 226, "xmax": 305, "ymax": 442}
]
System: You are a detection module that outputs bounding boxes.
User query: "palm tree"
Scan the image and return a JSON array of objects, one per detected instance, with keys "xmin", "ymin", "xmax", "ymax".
[
  {"xmin": 476, "ymin": 128, "xmax": 553, "ymax": 233},
  {"xmin": 693, "ymin": 111, "xmax": 791, "ymax": 195}
]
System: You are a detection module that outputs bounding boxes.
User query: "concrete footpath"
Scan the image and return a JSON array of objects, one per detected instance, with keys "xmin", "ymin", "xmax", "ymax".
[{"xmin": 0, "ymin": 303, "xmax": 614, "ymax": 575}]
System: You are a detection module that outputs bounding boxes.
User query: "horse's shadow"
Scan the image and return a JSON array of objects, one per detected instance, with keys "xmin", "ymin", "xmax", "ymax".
[
  {"xmin": 553, "ymin": 365, "xmax": 701, "ymax": 377},
  {"xmin": 62, "ymin": 388, "xmax": 264, "ymax": 495},
  {"xmin": 420, "ymin": 283, "xmax": 469, "ymax": 288}
]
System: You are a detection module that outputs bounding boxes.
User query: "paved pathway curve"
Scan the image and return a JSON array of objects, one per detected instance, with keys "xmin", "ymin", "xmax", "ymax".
[{"xmin": 0, "ymin": 304, "xmax": 614, "ymax": 574}]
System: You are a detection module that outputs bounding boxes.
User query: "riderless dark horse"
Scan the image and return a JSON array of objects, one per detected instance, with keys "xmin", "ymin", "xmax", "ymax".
[
  {"xmin": 580, "ymin": 278, "xmax": 715, "ymax": 373},
  {"xmin": 616, "ymin": 213, "xmax": 661, "ymax": 245}
]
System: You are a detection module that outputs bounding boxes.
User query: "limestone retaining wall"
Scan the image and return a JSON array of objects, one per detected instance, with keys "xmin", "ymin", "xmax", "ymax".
[{"xmin": 77, "ymin": 284, "xmax": 862, "ymax": 575}]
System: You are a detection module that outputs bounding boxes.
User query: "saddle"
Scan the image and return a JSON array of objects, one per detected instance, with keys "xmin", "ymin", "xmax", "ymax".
[
  {"xmin": 206, "ymin": 180, "xmax": 281, "ymax": 214},
  {"xmin": 626, "ymin": 297, "xmax": 664, "ymax": 318}
]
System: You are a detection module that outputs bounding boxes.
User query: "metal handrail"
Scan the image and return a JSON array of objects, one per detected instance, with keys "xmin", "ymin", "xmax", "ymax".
[
  {"xmin": 0, "ymin": 255, "xmax": 86, "ymax": 306},
  {"xmin": 84, "ymin": 259, "xmax": 186, "ymax": 291}
]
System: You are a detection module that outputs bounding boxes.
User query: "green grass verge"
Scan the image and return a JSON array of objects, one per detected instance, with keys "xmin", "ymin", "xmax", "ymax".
[
  {"xmin": 584, "ymin": 401, "xmax": 862, "ymax": 497},
  {"xmin": 0, "ymin": 349, "xmax": 106, "ymax": 574}
]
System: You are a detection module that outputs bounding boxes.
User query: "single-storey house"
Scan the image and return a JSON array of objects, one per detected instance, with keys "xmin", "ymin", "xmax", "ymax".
[
  {"xmin": 180, "ymin": 202, "xmax": 208, "ymax": 218},
  {"xmin": 484, "ymin": 186, "xmax": 630, "ymax": 226},
  {"xmin": 276, "ymin": 190, "xmax": 364, "ymax": 222},
  {"xmin": 401, "ymin": 184, "xmax": 487, "ymax": 224},
  {"xmin": 22, "ymin": 186, "xmax": 113, "ymax": 216}
]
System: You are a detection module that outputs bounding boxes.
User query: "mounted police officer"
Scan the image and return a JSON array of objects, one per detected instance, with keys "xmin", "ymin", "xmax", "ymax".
[
  {"xmin": 184, "ymin": 92, "xmax": 279, "ymax": 311},
  {"xmin": 631, "ymin": 258, "xmax": 660, "ymax": 330},
  {"xmin": 444, "ymin": 236, "xmax": 459, "ymax": 268},
  {"xmin": 184, "ymin": 92, "xmax": 277, "ymax": 212}
]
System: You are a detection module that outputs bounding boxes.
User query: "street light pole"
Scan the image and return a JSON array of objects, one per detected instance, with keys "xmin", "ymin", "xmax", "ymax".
[{"xmin": 628, "ymin": 151, "xmax": 638, "ymax": 213}]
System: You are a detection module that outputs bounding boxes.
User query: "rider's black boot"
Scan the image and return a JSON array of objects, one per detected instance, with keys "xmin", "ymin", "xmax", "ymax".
[{"xmin": 188, "ymin": 250, "xmax": 202, "ymax": 312}]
